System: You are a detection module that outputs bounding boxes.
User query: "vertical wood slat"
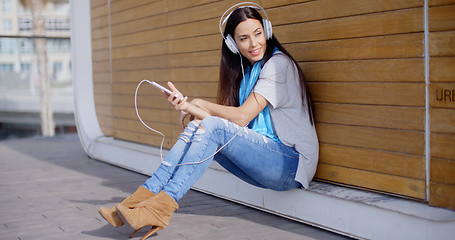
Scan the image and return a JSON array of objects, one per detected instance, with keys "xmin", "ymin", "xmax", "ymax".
[{"xmin": 428, "ymin": 3, "xmax": 455, "ymax": 210}]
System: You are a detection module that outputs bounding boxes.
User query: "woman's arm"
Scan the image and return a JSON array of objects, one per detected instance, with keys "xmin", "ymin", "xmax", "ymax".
[
  {"xmin": 181, "ymin": 102, "xmax": 211, "ymax": 120},
  {"xmin": 164, "ymin": 81, "xmax": 268, "ymax": 127},
  {"xmin": 191, "ymin": 93, "xmax": 268, "ymax": 127}
]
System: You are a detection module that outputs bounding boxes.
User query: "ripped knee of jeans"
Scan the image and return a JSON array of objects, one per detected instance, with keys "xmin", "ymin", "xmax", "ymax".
[
  {"xmin": 178, "ymin": 131, "xmax": 192, "ymax": 143},
  {"xmin": 178, "ymin": 121, "xmax": 199, "ymax": 143},
  {"xmin": 178, "ymin": 120, "xmax": 206, "ymax": 143},
  {"xmin": 192, "ymin": 125, "xmax": 206, "ymax": 142}
]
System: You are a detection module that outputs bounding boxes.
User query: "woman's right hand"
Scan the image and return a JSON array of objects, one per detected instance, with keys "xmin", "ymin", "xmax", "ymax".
[
  {"xmin": 162, "ymin": 82, "xmax": 211, "ymax": 126},
  {"xmin": 162, "ymin": 82, "xmax": 189, "ymax": 112}
]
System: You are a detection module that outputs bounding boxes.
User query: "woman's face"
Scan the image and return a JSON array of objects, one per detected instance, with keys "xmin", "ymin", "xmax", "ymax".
[{"xmin": 234, "ymin": 18, "xmax": 267, "ymax": 65}]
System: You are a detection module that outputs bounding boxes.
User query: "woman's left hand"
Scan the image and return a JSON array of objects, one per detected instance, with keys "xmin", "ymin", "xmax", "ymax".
[{"xmin": 179, "ymin": 111, "xmax": 195, "ymax": 129}]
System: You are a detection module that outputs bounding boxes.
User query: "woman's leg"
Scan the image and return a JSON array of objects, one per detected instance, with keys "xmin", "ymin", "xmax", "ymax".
[
  {"xmin": 213, "ymin": 153, "xmax": 266, "ymax": 188},
  {"xmin": 160, "ymin": 116, "xmax": 301, "ymax": 202},
  {"xmin": 100, "ymin": 121, "xmax": 201, "ymax": 229},
  {"xmin": 160, "ymin": 116, "xmax": 251, "ymax": 202},
  {"xmin": 141, "ymin": 121, "xmax": 200, "ymax": 194},
  {"xmin": 214, "ymin": 128, "xmax": 303, "ymax": 191}
]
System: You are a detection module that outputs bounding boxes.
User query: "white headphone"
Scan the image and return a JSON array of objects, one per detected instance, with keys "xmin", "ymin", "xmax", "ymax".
[{"xmin": 219, "ymin": 2, "xmax": 273, "ymax": 54}]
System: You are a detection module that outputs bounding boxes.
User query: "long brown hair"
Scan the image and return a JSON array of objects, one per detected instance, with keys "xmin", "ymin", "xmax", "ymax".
[{"xmin": 218, "ymin": 7, "xmax": 315, "ymax": 125}]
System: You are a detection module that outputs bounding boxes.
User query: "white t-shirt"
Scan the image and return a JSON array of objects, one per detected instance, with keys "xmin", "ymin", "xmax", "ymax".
[{"xmin": 253, "ymin": 52, "xmax": 319, "ymax": 189}]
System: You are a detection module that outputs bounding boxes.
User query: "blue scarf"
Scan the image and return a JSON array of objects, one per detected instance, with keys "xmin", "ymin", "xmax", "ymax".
[{"xmin": 239, "ymin": 48, "xmax": 281, "ymax": 143}]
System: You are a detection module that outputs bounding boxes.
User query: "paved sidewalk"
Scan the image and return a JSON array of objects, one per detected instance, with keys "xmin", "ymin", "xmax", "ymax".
[{"xmin": 0, "ymin": 134, "xmax": 350, "ymax": 240}]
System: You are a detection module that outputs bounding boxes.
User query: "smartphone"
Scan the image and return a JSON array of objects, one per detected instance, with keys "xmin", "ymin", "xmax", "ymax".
[{"xmin": 150, "ymin": 81, "xmax": 184, "ymax": 101}]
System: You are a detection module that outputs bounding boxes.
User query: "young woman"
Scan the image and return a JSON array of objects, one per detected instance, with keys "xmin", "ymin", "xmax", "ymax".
[{"xmin": 99, "ymin": 3, "xmax": 318, "ymax": 239}]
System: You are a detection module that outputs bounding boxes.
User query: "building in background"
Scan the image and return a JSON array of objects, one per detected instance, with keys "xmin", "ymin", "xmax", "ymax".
[{"xmin": 0, "ymin": 0, "xmax": 73, "ymax": 139}]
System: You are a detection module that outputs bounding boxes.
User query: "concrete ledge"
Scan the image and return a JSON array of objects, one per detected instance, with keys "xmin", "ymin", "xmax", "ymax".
[{"xmin": 85, "ymin": 136, "xmax": 455, "ymax": 240}]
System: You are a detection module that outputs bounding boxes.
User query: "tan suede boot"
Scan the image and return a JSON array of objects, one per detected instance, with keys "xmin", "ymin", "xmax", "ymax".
[
  {"xmin": 116, "ymin": 191, "xmax": 179, "ymax": 240},
  {"xmin": 98, "ymin": 186, "xmax": 155, "ymax": 227}
]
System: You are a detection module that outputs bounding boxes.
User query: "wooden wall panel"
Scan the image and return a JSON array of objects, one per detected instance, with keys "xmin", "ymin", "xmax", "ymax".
[
  {"xmin": 310, "ymin": 83, "xmax": 424, "ymax": 106},
  {"xmin": 110, "ymin": 0, "xmax": 162, "ymax": 14},
  {"xmin": 430, "ymin": 57, "xmax": 455, "ymax": 82},
  {"xmin": 90, "ymin": 0, "xmax": 106, "ymax": 8},
  {"xmin": 319, "ymin": 144, "xmax": 425, "ymax": 180},
  {"xmin": 262, "ymin": 0, "xmax": 312, "ymax": 8},
  {"xmin": 110, "ymin": 15, "xmax": 168, "ymax": 37},
  {"xmin": 89, "ymin": 0, "xmax": 454, "ymax": 208},
  {"xmin": 315, "ymin": 103, "xmax": 424, "ymax": 131},
  {"xmin": 430, "ymin": 182, "xmax": 455, "ymax": 210},
  {"xmin": 431, "ymin": 133, "xmax": 455, "ymax": 160},
  {"xmin": 166, "ymin": 0, "xmax": 224, "ymax": 12},
  {"xmin": 317, "ymin": 163, "xmax": 425, "ymax": 199},
  {"xmin": 430, "ymin": 83, "xmax": 455, "ymax": 108},
  {"xmin": 430, "ymin": 0, "xmax": 455, "ymax": 6},
  {"xmin": 316, "ymin": 123, "xmax": 425, "ymax": 155},
  {"xmin": 109, "ymin": 1, "xmax": 168, "ymax": 25},
  {"xmin": 265, "ymin": 0, "xmax": 422, "ymax": 24},
  {"xmin": 428, "ymin": 2, "xmax": 455, "ymax": 210},
  {"xmin": 428, "ymin": 4, "xmax": 455, "ymax": 31},
  {"xmin": 431, "ymin": 108, "xmax": 455, "ymax": 133},
  {"xmin": 430, "ymin": 31, "xmax": 455, "ymax": 56},
  {"xmin": 111, "ymin": 42, "xmax": 169, "ymax": 59},
  {"xmin": 285, "ymin": 34, "xmax": 423, "ymax": 61},
  {"xmin": 301, "ymin": 59, "xmax": 424, "ymax": 83},
  {"xmin": 275, "ymin": 8, "xmax": 423, "ymax": 43}
]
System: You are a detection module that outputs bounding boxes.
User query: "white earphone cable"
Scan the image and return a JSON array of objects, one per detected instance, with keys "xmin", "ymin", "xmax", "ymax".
[
  {"xmin": 135, "ymin": 80, "xmax": 167, "ymax": 162},
  {"xmin": 135, "ymin": 80, "xmax": 245, "ymax": 167}
]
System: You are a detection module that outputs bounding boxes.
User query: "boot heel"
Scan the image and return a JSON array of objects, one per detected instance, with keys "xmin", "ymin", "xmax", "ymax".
[
  {"xmin": 127, "ymin": 224, "xmax": 161, "ymax": 239},
  {"xmin": 130, "ymin": 228, "xmax": 141, "ymax": 238},
  {"xmin": 141, "ymin": 226, "xmax": 162, "ymax": 240}
]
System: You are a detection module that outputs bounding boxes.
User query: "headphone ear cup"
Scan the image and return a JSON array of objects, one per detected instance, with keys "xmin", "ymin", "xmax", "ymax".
[
  {"xmin": 225, "ymin": 34, "xmax": 239, "ymax": 54},
  {"xmin": 263, "ymin": 19, "xmax": 272, "ymax": 40}
]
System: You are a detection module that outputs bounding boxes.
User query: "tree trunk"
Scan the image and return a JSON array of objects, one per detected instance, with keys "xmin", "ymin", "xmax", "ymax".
[{"xmin": 29, "ymin": 0, "xmax": 55, "ymax": 137}]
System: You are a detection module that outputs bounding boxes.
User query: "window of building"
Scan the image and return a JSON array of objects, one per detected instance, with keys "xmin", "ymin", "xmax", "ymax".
[
  {"xmin": 0, "ymin": 38, "xmax": 14, "ymax": 54},
  {"xmin": 20, "ymin": 63, "xmax": 31, "ymax": 81},
  {"xmin": 2, "ymin": 0, "xmax": 12, "ymax": 14},
  {"xmin": 19, "ymin": 38, "xmax": 34, "ymax": 53},
  {"xmin": 0, "ymin": 64, "xmax": 13, "ymax": 73},
  {"xmin": 53, "ymin": 62, "xmax": 62, "ymax": 74},
  {"xmin": 19, "ymin": 16, "xmax": 33, "ymax": 31},
  {"xmin": 47, "ymin": 38, "xmax": 70, "ymax": 52},
  {"xmin": 2, "ymin": 19, "xmax": 12, "ymax": 32},
  {"xmin": 45, "ymin": 17, "xmax": 70, "ymax": 31},
  {"xmin": 52, "ymin": 61, "xmax": 62, "ymax": 82}
]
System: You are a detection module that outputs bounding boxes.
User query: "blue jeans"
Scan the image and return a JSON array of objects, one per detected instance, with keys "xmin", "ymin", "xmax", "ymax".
[{"xmin": 142, "ymin": 116, "xmax": 302, "ymax": 202}]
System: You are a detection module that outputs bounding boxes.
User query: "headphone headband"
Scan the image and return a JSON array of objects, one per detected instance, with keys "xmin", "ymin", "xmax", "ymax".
[
  {"xmin": 219, "ymin": 2, "xmax": 273, "ymax": 54},
  {"xmin": 219, "ymin": 2, "xmax": 270, "ymax": 38}
]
